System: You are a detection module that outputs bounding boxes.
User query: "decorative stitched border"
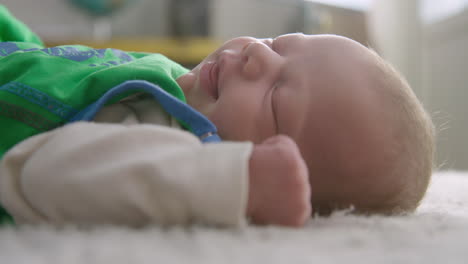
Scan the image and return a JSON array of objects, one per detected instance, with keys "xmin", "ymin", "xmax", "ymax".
[
  {"xmin": 0, "ymin": 99, "xmax": 59, "ymax": 131},
  {"xmin": 0, "ymin": 82, "xmax": 77, "ymax": 119}
]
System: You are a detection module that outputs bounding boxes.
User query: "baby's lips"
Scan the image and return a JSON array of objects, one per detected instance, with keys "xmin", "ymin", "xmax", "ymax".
[
  {"xmin": 211, "ymin": 62, "xmax": 220, "ymax": 99},
  {"xmin": 199, "ymin": 61, "xmax": 218, "ymax": 100}
]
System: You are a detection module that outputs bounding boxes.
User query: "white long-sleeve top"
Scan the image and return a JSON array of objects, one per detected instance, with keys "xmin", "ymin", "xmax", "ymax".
[{"xmin": 0, "ymin": 95, "xmax": 253, "ymax": 227}]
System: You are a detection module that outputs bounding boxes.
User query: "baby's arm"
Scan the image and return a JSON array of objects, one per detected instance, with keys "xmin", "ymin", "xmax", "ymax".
[
  {"xmin": 0, "ymin": 122, "xmax": 311, "ymax": 227},
  {"xmin": 0, "ymin": 122, "xmax": 252, "ymax": 227}
]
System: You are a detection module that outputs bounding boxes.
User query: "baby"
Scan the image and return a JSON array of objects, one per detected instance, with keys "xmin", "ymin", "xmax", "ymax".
[
  {"xmin": 178, "ymin": 33, "xmax": 435, "ymax": 219},
  {"xmin": 0, "ymin": 5, "xmax": 434, "ymax": 227}
]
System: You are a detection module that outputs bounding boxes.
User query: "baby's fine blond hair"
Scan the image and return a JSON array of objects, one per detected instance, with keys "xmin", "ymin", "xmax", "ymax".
[{"xmin": 368, "ymin": 50, "xmax": 435, "ymax": 214}]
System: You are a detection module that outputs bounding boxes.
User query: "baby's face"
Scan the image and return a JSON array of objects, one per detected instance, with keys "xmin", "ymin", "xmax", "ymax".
[
  {"xmin": 178, "ymin": 33, "xmax": 395, "ymax": 210},
  {"xmin": 179, "ymin": 33, "xmax": 326, "ymax": 143}
]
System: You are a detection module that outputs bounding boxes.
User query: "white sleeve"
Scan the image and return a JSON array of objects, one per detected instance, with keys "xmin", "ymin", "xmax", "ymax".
[{"xmin": 0, "ymin": 122, "xmax": 252, "ymax": 227}]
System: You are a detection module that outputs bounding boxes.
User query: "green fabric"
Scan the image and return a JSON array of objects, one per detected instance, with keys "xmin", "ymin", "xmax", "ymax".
[
  {"xmin": 0, "ymin": 206, "xmax": 13, "ymax": 225},
  {"xmin": 0, "ymin": 5, "xmax": 190, "ymax": 224},
  {"xmin": 0, "ymin": 5, "xmax": 43, "ymax": 45}
]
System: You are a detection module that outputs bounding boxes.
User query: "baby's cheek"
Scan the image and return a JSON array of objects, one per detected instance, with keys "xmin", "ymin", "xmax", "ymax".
[{"xmin": 209, "ymin": 111, "xmax": 245, "ymax": 141}]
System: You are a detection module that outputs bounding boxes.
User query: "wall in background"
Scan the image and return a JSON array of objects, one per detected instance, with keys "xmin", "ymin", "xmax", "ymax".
[
  {"xmin": 304, "ymin": 2, "xmax": 368, "ymax": 45},
  {"xmin": 210, "ymin": 0, "xmax": 299, "ymax": 40},
  {"xmin": 422, "ymin": 9, "xmax": 468, "ymax": 170},
  {"xmin": 369, "ymin": 0, "xmax": 468, "ymax": 170},
  {"xmin": 110, "ymin": 0, "xmax": 169, "ymax": 37},
  {"xmin": 3, "ymin": 0, "xmax": 93, "ymax": 40},
  {"xmin": 2, "ymin": 0, "xmax": 297, "ymax": 41},
  {"xmin": 2, "ymin": 0, "xmax": 169, "ymax": 41},
  {"xmin": 2, "ymin": 0, "xmax": 367, "ymax": 43},
  {"xmin": 367, "ymin": 0, "xmax": 422, "ymax": 99}
]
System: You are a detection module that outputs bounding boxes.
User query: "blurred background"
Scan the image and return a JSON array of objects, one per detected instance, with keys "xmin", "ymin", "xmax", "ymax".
[{"xmin": 2, "ymin": 0, "xmax": 468, "ymax": 171}]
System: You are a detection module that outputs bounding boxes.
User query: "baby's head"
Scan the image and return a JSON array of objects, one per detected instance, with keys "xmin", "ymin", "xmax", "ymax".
[{"xmin": 177, "ymin": 33, "xmax": 435, "ymax": 215}]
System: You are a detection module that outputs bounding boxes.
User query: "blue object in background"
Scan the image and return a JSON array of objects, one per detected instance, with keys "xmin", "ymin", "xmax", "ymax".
[
  {"xmin": 68, "ymin": 0, "xmax": 137, "ymax": 40},
  {"xmin": 69, "ymin": 0, "xmax": 132, "ymax": 15}
]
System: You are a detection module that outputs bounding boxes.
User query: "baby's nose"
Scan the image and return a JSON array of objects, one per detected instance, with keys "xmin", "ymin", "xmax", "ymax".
[
  {"xmin": 242, "ymin": 54, "xmax": 261, "ymax": 80},
  {"xmin": 241, "ymin": 42, "xmax": 269, "ymax": 80}
]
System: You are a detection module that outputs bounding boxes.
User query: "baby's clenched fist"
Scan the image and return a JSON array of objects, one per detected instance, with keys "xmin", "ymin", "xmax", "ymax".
[{"xmin": 247, "ymin": 135, "xmax": 312, "ymax": 227}]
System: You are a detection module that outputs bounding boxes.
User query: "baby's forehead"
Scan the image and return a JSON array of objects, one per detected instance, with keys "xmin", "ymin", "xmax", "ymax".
[
  {"xmin": 272, "ymin": 35, "xmax": 381, "ymax": 138},
  {"xmin": 279, "ymin": 34, "xmax": 357, "ymax": 51}
]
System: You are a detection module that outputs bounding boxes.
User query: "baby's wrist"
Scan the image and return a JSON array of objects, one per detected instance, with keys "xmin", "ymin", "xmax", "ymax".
[{"xmin": 247, "ymin": 145, "xmax": 262, "ymax": 218}]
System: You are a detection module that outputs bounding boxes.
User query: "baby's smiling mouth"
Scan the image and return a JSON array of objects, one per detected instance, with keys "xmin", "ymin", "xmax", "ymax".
[
  {"xmin": 210, "ymin": 62, "xmax": 220, "ymax": 100},
  {"xmin": 200, "ymin": 61, "xmax": 219, "ymax": 100}
]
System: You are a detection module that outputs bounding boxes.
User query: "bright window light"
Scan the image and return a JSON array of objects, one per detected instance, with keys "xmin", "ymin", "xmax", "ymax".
[{"xmin": 420, "ymin": 0, "xmax": 468, "ymax": 23}]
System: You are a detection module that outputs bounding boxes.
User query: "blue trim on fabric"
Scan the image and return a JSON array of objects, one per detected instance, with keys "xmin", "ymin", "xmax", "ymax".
[
  {"xmin": 68, "ymin": 80, "xmax": 221, "ymax": 143},
  {"xmin": 0, "ymin": 81, "xmax": 78, "ymax": 119},
  {"xmin": 0, "ymin": 42, "xmax": 20, "ymax": 56}
]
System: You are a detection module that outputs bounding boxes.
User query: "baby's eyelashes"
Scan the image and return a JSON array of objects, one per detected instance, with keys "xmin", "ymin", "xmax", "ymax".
[
  {"xmin": 261, "ymin": 38, "xmax": 283, "ymax": 56},
  {"xmin": 252, "ymin": 38, "xmax": 271, "ymax": 48},
  {"xmin": 260, "ymin": 38, "xmax": 274, "ymax": 50},
  {"xmin": 271, "ymin": 83, "xmax": 280, "ymax": 134}
]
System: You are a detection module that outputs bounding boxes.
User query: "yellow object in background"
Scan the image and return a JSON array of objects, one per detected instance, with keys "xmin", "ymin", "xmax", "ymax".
[{"xmin": 46, "ymin": 37, "xmax": 221, "ymax": 67}]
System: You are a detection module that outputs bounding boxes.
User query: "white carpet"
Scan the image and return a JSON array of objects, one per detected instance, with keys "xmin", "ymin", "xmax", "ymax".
[{"xmin": 1, "ymin": 171, "xmax": 468, "ymax": 264}]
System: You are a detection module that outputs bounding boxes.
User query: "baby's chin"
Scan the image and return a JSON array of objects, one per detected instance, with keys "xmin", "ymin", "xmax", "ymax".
[{"xmin": 176, "ymin": 72, "xmax": 197, "ymax": 94}]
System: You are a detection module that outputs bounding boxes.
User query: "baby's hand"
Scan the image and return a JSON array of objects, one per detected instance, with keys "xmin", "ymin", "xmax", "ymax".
[{"xmin": 247, "ymin": 135, "xmax": 311, "ymax": 227}]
